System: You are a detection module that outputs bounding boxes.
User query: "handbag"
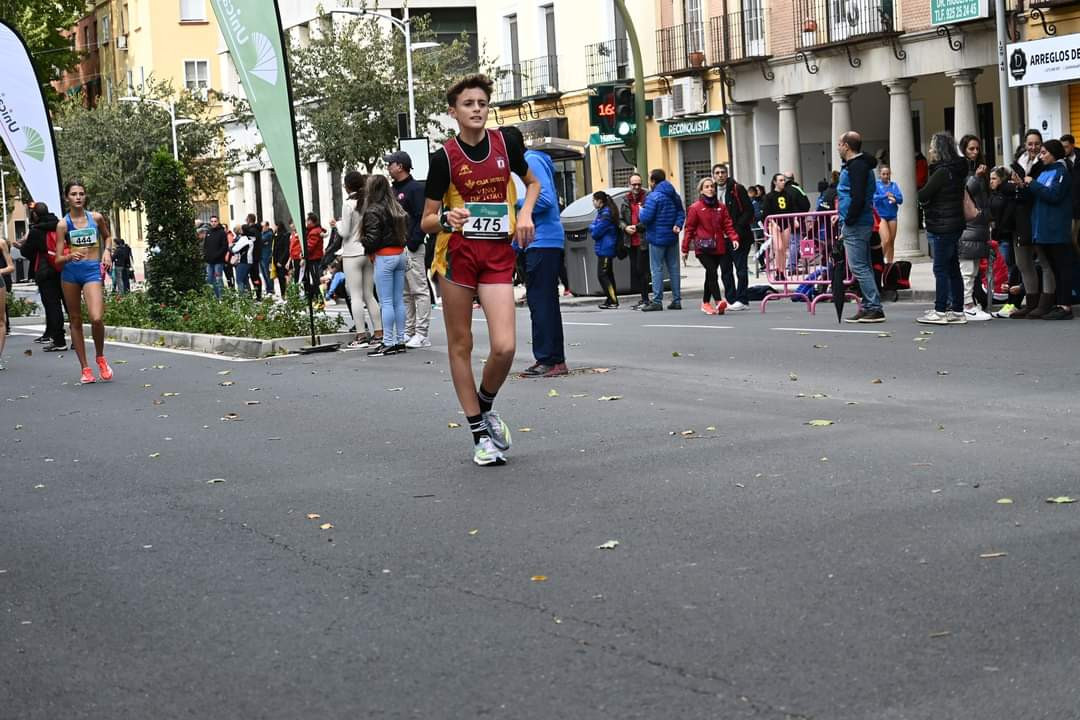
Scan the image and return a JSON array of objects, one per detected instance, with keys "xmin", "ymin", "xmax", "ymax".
[
  {"xmin": 963, "ymin": 188, "xmax": 979, "ymax": 223},
  {"xmin": 694, "ymin": 235, "xmax": 717, "ymax": 252}
]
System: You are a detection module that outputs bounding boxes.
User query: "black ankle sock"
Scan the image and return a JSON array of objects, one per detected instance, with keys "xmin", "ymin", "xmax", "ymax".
[
  {"xmin": 477, "ymin": 386, "xmax": 496, "ymax": 414},
  {"xmin": 468, "ymin": 414, "xmax": 489, "ymax": 443}
]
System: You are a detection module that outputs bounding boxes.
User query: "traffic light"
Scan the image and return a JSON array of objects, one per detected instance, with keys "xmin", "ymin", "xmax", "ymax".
[{"xmin": 614, "ymin": 86, "xmax": 636, "ymax": 147}]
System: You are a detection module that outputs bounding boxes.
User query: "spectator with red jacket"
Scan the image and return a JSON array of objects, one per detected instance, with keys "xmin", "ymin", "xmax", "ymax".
[
  {"xmin": 682, "ymin": 177, "xmax": 740, "ymax": 315},
  {"xmin": 303, "ymin": 214, "xmax": 326, "ymax": 302},
  {"xmin": 18, "ymin": 203, "xmax": 66, "ymax": 350},
  {"xmin": 619, "ymin": 173, "xmax": 650, "ymax": 308}
]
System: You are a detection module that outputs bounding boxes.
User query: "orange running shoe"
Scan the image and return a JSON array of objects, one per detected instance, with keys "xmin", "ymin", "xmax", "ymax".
[
  {"xmin": 96, "ymin": 356, "xmax": 113, "ymax": 381},
  {"xmin": 80, "ymin": 367, "xmax": 96, "ymax": 384},
  {"xmin": 715, "ymin": 300, "xmax": 728, "ymax": 315}
]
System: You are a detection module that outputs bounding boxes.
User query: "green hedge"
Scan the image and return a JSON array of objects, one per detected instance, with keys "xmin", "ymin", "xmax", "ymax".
[
  {"xmin": 5, "ymin": 292, "xmax": 37, "ymax": 318},
  {"xmin": 104, "ymin": 284, "xmax": 343, "ymax": 339}
]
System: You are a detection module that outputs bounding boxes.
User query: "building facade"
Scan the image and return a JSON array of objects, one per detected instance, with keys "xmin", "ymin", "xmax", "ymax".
[
  {"xmin": 221, "ymin": 0, "xmax": 478, "ymax": 229},
  {"xmin": 713, "ymin": 0, "xmax": 1069, "ymax": 258}
]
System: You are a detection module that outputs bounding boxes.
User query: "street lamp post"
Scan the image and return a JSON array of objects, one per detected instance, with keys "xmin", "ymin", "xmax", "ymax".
[
  {"xmin": 118, "ymin": 96, "xmax": 193, "ymax": 161},
  {"xmin": 330, "ymin": 7, "xmax": 438, "ymax": 138}
]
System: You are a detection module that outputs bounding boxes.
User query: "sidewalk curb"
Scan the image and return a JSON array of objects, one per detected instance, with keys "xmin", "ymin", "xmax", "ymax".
[{"xmin": 98, "ymin": 325, "xmax": 355, "ymax": 358}]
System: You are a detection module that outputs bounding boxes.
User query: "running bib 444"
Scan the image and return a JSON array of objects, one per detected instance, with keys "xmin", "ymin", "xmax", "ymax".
[
  {"xmin": 69, "ymin": 227, "xmax": 98, "ymax": 247},
  {"xmin": 462, "ymin": 202, "xmax": 510, "ymax": 240}
]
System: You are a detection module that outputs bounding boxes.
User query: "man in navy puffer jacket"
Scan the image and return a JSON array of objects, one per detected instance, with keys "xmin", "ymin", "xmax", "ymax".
[{"xmin": 637, "ymin": 169, "xmax": 686, "ymax": 310}]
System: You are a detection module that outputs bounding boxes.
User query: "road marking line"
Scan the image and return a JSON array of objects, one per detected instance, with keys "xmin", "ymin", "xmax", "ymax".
[
  {"xmin": 11, "ymin": 326, "xmax": 274, "ymax": 362},
  {"xmin": 564, "ymin": 321, "xmax": 612, "ymax": 326},
  {"xmin": 642, "ymin": 324, "xmax": 733, "ymax": 329},
  {"xmin": 771, "ymin": 327, "xmax": 884, "ymax": 335}
]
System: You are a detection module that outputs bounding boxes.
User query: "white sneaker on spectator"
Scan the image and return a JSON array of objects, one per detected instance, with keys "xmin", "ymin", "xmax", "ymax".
[
  {"xmin": 403, "ymin": 334, "xmax": 413, "ymax": 345},
  {"xmin": 728, "ymin": 301, "xmax": 749, "ymax": 311},
  {"xmin": 917, "ymin": 309, "xmax": 949, "ymax": 325},
  {"xmin": 405, "ymin": 334, "xmax": 430, "ymax": 348},
  {"xmin": 964, "ymin": 305, "xmax": 992, "ymax": 321}
]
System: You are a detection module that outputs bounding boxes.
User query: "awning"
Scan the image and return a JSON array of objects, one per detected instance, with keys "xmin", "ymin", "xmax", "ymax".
[{"xmin": 525, "ymin": 136, "xmax": 588, "ymax": 161}]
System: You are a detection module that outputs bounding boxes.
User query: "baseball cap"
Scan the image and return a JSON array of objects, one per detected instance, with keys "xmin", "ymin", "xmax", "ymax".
[{"xmin": 383, "ymin": 150, "xmax": 412, "ymax": 170}]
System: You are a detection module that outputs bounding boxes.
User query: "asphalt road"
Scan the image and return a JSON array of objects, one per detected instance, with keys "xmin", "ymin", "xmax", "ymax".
[{"xmin": 3, "ymin": 301, "xmax": 1080, "ymax": 719}]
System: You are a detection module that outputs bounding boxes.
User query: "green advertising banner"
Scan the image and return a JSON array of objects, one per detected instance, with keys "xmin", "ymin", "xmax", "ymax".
[{"xmin": 209, "ymin": 0, "xmax": 302, "ymax": 226}]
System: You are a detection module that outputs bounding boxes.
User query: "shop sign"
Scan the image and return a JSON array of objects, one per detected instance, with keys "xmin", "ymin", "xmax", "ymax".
[
  {"xmin": 589, "ymin": 132, "xmax": 623, "ymax": 146},
  {"xmin": 931, "ymin": 0, "xmax": 988, "ymax": 25},
  {"xmin": 1007, "ymin": 33, "xmax": 1080, "ymax": 87},
  {"xmin": 659, "ymin": 116, "xmax": 723, "ymax": 139}
]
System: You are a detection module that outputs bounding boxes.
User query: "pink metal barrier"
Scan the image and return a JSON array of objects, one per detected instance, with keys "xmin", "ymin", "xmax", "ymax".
[{"xmin": 759, "ymin": 210, "xmax": 858, "ymax": 314}]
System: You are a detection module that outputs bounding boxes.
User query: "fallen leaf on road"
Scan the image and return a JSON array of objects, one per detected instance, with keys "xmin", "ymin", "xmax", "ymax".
[
  {"xmin": 813, "ymin": 344, "xmax": 828, "ymax": 349},
  {"xmin": 593, "ymin": 367, "xmax": 610, "ymax": 373},
  {"xmin": 553, "ymin": 616, "xmax": 562, "ymax": 624},
  {"xmin": 547, "ymin": 389, "xmax": 559, "ymax": 397},
  {"xmin": 320, "ymin": 522, "xmax": 334, "ymax": 530},
  {"xmin": 920, "ymin": 330, "xmax": 934, "ymax": 335},
  {"xmin": 598, "ymin": 395, "xmax": 622, "ymax": 401},
  {"xmin": 245, "ymin": 400, "xmax": 260, "ymax": 405},
  {"xmin": 143, "ymin": 384, "xmax": 152, "ymax": 388},
  {"xmin": 706, "ymin": 426, "xmax": 717, "ymax": 431},
  {"xmin": 152, "ymin": 364, "xmax": 167, "ymax": 369},
  {"xmin": 530, "ymin": 575, "xmax": 548, "ymax": 582},
  {"xmin": 681, "ymin": 429, "xmax": 695, "ymax": 436},
  {"xmin": 929, "ymin": 631, "xmax": 952, "ymax": 639},
  {"xmin": 518, "ymin": 427, "xmax": 532, "ymax": 432},
  {"xmin": 877, "ymin": 332, "xmax": 892, "ymax": 338},
  {"xmin": 913, "ymin": 337, "xmax": 929, "ymax": 343},
  {"xmin": 23, "ymin": 349, "xmax": 32, "ymax": 357},
  {"xmin": 597, "ymin": 540, "xmax": 619, "ymax": 550},
  {"xmin": 217, "ymin": 370, "xmax": 231, "ymax": 376},
  {"xmin": 820, "ymin": 457, "xmax": 828, "ymax": 462},
  {"xmin": 806, "ymin": 419, "xmax": 834, "ymax": 427},
  {"xmin": 222, "ymin": 412, "xmax": 240, "ymax": 421},
  {"xmin": 811, "ymin": 393, "xmax": 828, "ymax": 399},
  {"xmin": 386, "ymin": 387, "xmax": 404, "ymax": 392},
  {"xmin": 219, "ymin": 381, "xmax": 234, "ymax": 387},
  {"xmin": 797, "ymin": 331, "xmax": 810, "ymax": 336},
  {"xmin": 447, "ymin": 422, "xmax": 460, "ymax": 428},
  {"xmin": 115, "ymin": 360, "xmax": 128, "ymax": 364},
  {"xmin": 846, "ymin": 401, "xmax": 858, "ymax": 405},
  {"xmin": 789, "ymin": 372, "xmax": 798, "ymax": 381},
  {"xmin": 33, "ymin": 484, "xmax": 45, "ymax": 489},
  {"xmin": 672, "ymin": 351, "xmax": 681, "ymax": 357},
  {"xmin": 161, "ymin": 392, "xmax": 179, "ymax": 397},
  {"xmin": 14, "ymin": 424, "xmax": 22, "ymax": 430},
  {"xmin": 871, "ymin": 378, "xmax": 883, "ymax": 384},
  {"xmin": 148, "ymin": 452, "xmax": 160, "ymax": 459},
  {"xmin": 206, "ymin": 478, "xmax": 225, "ymax": 484},
  {"xmin": 306, "ymin": 513, "xmax": 321, "ymax": 520},
  {"xmin": 735, "ymin": 483, "xmax": 745, "ymax": 488},
  {"xmin": 570, "ymin": 393, "xmax": 588, "ymax": 398},
  {"xmin": 996, "ymin": 498, "xmax": 1013, "ymax": 505},
  {"xmin": 979, "ymin": 552, "xmax": 1007, "ymax": 559},
  {"xmin": 467, "ymin": 529, "xmax": 479, "ymax": 536},
  {"xmin": 936, "ymin": 370, "xmax": 950, "ymax": 376},
  {"xmin": 1046, "ymin": 496, "xmax": 1077, "ymax": 504}
]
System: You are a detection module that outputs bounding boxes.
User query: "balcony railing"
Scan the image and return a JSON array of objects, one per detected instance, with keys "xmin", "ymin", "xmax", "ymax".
[
  {"xmin": 793, "ymin": 0, "xmax": 897, "ymax": 50},
  {"xmin": 656, "ymin": 22, "xmax": 708, "ymax": 75},
  {"xmin": 585, "ymin": 38, "xmax": 631, "ymax": 86},
  {"xmin": 710, "ymin": 7, "xmax": 769, "ymax": 65},
  {"xmin": 493, "ymin": 55, "xmax": 560, "ymax": 104}
]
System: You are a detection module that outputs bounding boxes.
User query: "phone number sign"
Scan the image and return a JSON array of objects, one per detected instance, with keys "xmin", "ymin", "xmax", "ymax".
[{"xmin": 931, "ymin": 0, "xmax": 988, "ymax": 25}]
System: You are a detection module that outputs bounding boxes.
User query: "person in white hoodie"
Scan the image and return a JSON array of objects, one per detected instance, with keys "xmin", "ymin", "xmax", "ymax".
[{"xmin": 334, "ymin": 171, "xmax": 382, "ymax": 347}]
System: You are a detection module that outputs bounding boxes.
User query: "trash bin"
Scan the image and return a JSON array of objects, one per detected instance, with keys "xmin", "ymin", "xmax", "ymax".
[{"xmin": 560, "ymin": 188, "xmax": 634, "ymax": 297}]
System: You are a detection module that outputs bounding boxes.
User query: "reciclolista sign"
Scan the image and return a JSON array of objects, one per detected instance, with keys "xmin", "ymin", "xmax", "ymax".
[
  {"xmin": 659, "ymin": 116, "xmax": 723, "ymax": 139},
  {"xmin": 1007, "ymin": 33, "xmax": 1080, "ymax": 87}
]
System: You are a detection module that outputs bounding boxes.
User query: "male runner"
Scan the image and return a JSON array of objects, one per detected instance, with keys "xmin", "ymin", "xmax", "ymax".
[{"xmin": 421, "ymin": 74, "xmax": 540, "ymax": 466}]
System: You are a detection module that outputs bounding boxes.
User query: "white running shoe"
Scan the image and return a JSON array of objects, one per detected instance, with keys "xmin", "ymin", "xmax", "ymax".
[
  {"xmin": 947, "ymin": 311, "xmax": 968, "ymax": 324},
  {"xmin": 473, "ymin": 436, "xmax": 506, "ymax": 466},
  {"xmin": 728, "ymin": 301, "xmax": 749, "ymax": 311},
  {"xmin": 405, "ymin": 334, "xmax": 431, "ymax": 348},
  {"xmin": 916, "ymin": 309, "xmax": 949, "ymax": 325},
  {"xmin": 964, "ymin": 306, "xmax": 992, "ymax": 321},
  {"xmin": 482, "ymin": 410, "xmax": 512, "ymax": 451}
]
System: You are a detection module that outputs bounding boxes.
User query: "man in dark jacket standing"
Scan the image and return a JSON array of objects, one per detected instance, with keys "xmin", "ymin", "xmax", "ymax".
[
  {"xmin": 386, "ymin": 150, "xmax": 431, "ymax": 347},
  {"xmin": 836, "ymin": 131, "xmax": 885, "ymax": 322},
  {"xmin": 619, "ymin": 173, "xmax": 650, "ymax": 309},
  {"xmin": 203, "ymin": 215, "xmax": 229, "ymax": 299},
  {"xmin": 713, "ymin": 163, "xmax": 754, "ymax": 309},
  {"xmin": 20, "ymin": 203, "xmax": 67, "ymax": 349}
]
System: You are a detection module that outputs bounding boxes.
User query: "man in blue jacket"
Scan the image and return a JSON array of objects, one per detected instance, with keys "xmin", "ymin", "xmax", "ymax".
[
  {"xmin": 516, "ymin": 149, "xmax": 568, "ymax": 376},
  {"xmin": 636, "ymin": 169, "xmax": 686, "ymax": 310},
  {"xmin": 836, "ymin": 131, "xmax": 885, "ymax": 323}
]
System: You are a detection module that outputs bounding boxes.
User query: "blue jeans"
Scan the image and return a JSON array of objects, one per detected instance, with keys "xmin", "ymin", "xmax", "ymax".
[
  {"xmin": 842, "ymin": 223, "xmax": 881, "ymax": 312},
  {"xmin": 259, "ymin": 247, "xmax": 273, "ymax": 289},
  {"xmin": 375, "ymin": 253, "xmax": 406, "ymax": 345},
  {"xmin": 235, "ymin": 262, "xmax": 253, "ymax": 293},
  {"xmin": 649, "ymin": 243, "xmax": 681, "ymax": 304},
  {"xmin": 206, "ymin": 262, "xmax": 224, "ymax": 299},
  {"xmin": 928, "ymin": 231, "xmax": 964, "ymax": 312},
  {"xmin": 525, "ymin": 247, "xmax": 565, "ymax": 365}
]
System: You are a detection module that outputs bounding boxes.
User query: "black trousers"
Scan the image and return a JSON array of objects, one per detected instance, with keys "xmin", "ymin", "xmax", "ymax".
[
  {"xmin": 273, "ymin": 262, "xmax": 289, "ymax": 296},
  {"xmin": 628, "ymin": 244, "xmax": 650, "ymax": 302},
  {"xmin": 597, "ymin": 256, "xmax": 618, "ymax": 305},
  {"xmin": 36, "ymin": 268, "xmax": 66, "ymax": 344},
  {"xmin": 698, "ymin": 253, "xmax": 735, "ymax": 305},
  {"xmin": 731, "ymin": 235, "xmax": 751, "ymax": 304},
  {"xmin": 1041, "ymin": 243, "xmax": 1076, "ymax": 306}
]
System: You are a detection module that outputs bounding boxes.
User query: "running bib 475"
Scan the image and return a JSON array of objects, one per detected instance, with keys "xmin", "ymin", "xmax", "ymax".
[
  {"xmin": 69, "ymin": 227, "xmax": 98, "ymax": 247},
  {"xmin": 462, "ymin": 202, "xmax": 510, "ymax": 240}
]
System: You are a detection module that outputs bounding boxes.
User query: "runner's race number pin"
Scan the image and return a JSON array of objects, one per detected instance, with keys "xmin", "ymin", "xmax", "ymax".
[{"xmin": 462, "ymin": 202, "xmax": 510, "ymax": 240}]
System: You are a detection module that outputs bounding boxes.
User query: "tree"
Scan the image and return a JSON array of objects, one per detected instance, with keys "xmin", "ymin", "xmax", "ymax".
[
  {"xmin": 142, "ymin": 149, "xmax": 203, "ymax": 307},
  {"xmin": 288, "ymin": 12, "xmax": 480, "ymax": 173},
  {"xmin": 53, "ymin": 78, "xmax": 237, "ymax": 225},
  {"xmin": 0, "ymin": 0, "xmax": 88, "ymax": 107}
]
